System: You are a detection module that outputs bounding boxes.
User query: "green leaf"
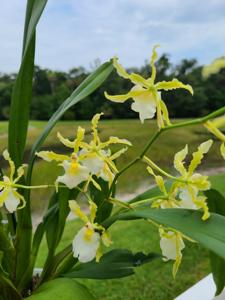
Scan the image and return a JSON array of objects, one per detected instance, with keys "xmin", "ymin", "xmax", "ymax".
[
  {"xmin": 27, "ymin": 60, "xmax": 113, "ymax": 183},
  {"xmin": 205, "ymin": 189, "xmax": 225, "ymax": 296},
  {"xmin": 102, "ymin": 208, "xmax": 225, "ymax": 261},
  {"xmin": 63, "ymin": 249, "xmax": 160, "ymax": 279},
  {"xmin": 27, "ymin": 278, "xmax": 96, "ymax": 300},
  {"xmin": 8, "ymin": 0, "xmax": 48, "ymax": 288},
  {"xmin": 8, "ymin": 0, "xmax": 47, "ymax": 166}
]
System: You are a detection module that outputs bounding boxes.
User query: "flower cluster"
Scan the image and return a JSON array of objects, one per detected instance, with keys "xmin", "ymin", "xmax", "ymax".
[
  {"xmin": 145, "ymin": 139, "xmax": 212, "ymax": 274},
  {"xmin": 37, "ymin": 113, "xmax": 131, "ymax": 190},
  {"xmin": 105, "ymin": 46, "xmax": 193, "ymax": 127}
]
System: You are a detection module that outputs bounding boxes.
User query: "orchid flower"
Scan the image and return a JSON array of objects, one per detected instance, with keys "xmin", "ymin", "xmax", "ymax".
[
  {"xmin": 105, "ymin": 46, "xmax": 193, "ymax": 127},
  {"xmin": 36, "ymin": 126, "xmax": 91, "ymax": 189},
  {"xmin": 159, "ymin": 228, "xmax": 185, "ymax": 277},
  {"xmin": 173, "ymin": 140, "xmax": 213, "ymax": 220},
  {"xmin": 145, "ymin": 140, "xmax": 213, "ymax": 220},
  {"xmin": 69, "ymin": 200, "xmax": 111, "ymax": 263},
  {"xmin": 0, "ymin": 150, "xmax": 26, "ymax": 213},
  {"xmin": 79, "ymin": 113, "xmax": 131, "ymax": 184}
]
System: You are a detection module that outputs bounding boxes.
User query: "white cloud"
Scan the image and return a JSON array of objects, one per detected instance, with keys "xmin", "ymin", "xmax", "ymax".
[{"xmin": 0, "ymin": 0, "xmax": 225, "ymax": 72}]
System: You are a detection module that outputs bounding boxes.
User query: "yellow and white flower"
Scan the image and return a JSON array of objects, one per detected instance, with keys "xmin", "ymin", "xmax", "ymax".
[
  {"xmin": 37, "ymin": 114, "xmax": 131, "ymax": 188},
  {"xmin": 105, "ymin": 46, "xmax": 193, "ymax": 127},
  {"xmin": 79, "ymin": 113, "xmax": 131, "ymax": 184},
  {"xmin": 159, "ymin": 228, "xmax": 185, "ymax": 277},
  {"xmin": 36, "ymin": 126, "xmax": 91, "ymax": 189},
  {"xmin": 0, "ymin": 150, "xmax": 26, "ymax": 213},
  {"xmin": 69, "ymin": 200, "xmax": 111, "ymax": 263},
  {"xmin": 173, "ymin": 140, "xmax": 213, "ymax": 220}
]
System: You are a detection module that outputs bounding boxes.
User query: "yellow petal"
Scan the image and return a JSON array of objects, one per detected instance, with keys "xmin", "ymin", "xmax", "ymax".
[
  {"xmin": 160, "ymin": 99, "xmax": 171, "ymax": 126},
  {"xmin": 104, "ymin": 88, "xmax": 145, "ymax": 103},
  {"xmin": 3, "ymin": 149, "xmax": 15, "ymax": 181},
  {"xmin": 113, "ymin": 56, "xmax": 149, "ymax": 87},
  {"xmin": 188, "ymin": 139, "xmax": 213, "ymax": 175},
  {"xmin": 202, "ymin": 57, "xmax": 225, "ymax": 78},
  {"xmin": 220, "ymin": 143, "xmax": 225, "ymax": 159},
  {"xmin": 101, "ymin": 231, "xmax": 112, "ymax": 247},
  {"xmin": 91, "ymin": 113, "xmax": 103, "ymax": 145},
  {"xmin": 100, "ymin": 136, "xmax": 132, "ymax": 149},
  {"xmin": 149, "ymin": 45, "xmax": 160, "ymax": 83},
  {"xmin": 113, "ymin": 56, "xmax": 130, "ymax": 79},
  {"xmin": 14, "ymin": 164, "xmax": 27, "ymax": 183},
  {"xmin": 110, "ymin": 147, "xmax": 128, "ymax": 161},
  {"xmin": 57, "ymin": 132, "xmax": 75, "ymax": 148},
  {"xmin": 89, "ymin": 200, "xmax": 97, "ymax": 223},
  {"xmin": 69, "ymin": 200, "xmax": 89, "ymax": 223},
  {"xmin": 36, "ymin": 151, "xmax": 69, "ymax": 162},
  {"xmin": 155, "ymin": 79, "xmax": 193, "ymax": 95},
  {"xmin": 204, "ymin": 120, "xmax": 225, "ymax": 142},
  {"xmin": 74, "ymin": 126, "xmax": 85, "ymax": 152},
  {"xmin": 174, "ymin": 145, "xmax": 188, "ymax": 175}
]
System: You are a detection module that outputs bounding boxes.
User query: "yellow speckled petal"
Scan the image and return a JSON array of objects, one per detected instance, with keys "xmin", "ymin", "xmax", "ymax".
[
  {"xmin": 174, "ymin": 145, "xmax": 188, "ymax": 175},
  {"xmin": 36, "ymin": 151, "xmax": 69, "ymax": 162},
  {"xmin": 57, "ymin": 132, "xmax": 75, "ymax": 148},
  {"xmin": 69, "ymin": 200, "xmax": 89, "ymax": 223},
  {"xmin": 91, "ymin": 113, "xmax": 103, "ymax": 145},
  {"xmin": 3, "ymin": 149, "xmax": 15, "ymax": 181},
  {"xmin": 156, "ymin": 79, "xmax": 193, "ymax": 95},
  {"xmin": 188, "ymin": 140, "xmax": 213, "ymax": 175},
  {"xmin": 74, "ymin": 126, "xmax": 85, "ymax": 152}
]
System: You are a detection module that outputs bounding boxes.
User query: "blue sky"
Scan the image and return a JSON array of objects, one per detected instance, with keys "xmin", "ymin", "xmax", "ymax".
[{"xmin": 0, "ymin": 0, "xmax": 225, "ymax": 72}]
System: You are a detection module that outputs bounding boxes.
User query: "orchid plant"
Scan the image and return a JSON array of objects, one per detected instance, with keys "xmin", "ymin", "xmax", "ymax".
[{"xmin": 1, "ymin": 2, "xmax": 225, "ymax": 300}]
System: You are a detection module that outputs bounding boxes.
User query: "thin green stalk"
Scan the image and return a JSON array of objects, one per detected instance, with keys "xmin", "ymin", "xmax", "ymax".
[{"xmin": 108, "ymin": 106, "xmax": 225, "ymax": 197}]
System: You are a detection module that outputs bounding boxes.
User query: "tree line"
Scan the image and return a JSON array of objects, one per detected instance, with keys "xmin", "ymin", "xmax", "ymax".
[{"xmin": 0, "ymin": 54, "xmax": 225, "ymax": 120}]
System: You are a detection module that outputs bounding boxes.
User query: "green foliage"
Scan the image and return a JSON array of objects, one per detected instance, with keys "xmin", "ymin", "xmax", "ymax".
[
  {"xmin": 103, "ymin": 208, "xmax": 225, "ymax": 261},
  {"xmin": 27, "ymin": 278, "xmax": 96, "ymax": 300},
  {"xmin": 63, "ymin": 249, "xmax": 160, "ymax": 279},
  {"xmin": 205, "ymin": 189, "xmax": 225, "ymax": 295}
]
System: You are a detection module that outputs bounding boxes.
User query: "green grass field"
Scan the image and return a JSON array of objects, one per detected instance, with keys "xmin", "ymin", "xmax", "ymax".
[{"xmin": 1, "ymin": 119, "xmax": 225, "ymax": 299}]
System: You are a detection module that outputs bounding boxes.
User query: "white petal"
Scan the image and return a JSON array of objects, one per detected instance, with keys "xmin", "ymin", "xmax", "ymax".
[
  {"xmin": 4, "ymin": 190, "xmax": 20, "ymax": 213},
  {"xmin": 130, "ymin": 86, "xmax": 157, "ymax": 123},
  {"xmin": 160, "ymin": 231, "xmax": 184, "ymax": 261},
  {"xmin": 82, "ymin": 154, "xmax": 104, "ymax": 174},
  {"xmin": 72, "ymin": 227, "xmax": 100, "ymax": 263},
  {"xmin": 179, "ymin": 187, "xmax": 197, "ymax": 209},
  {"xmin": 57, "ymin": 161, "xmax": 89, "ymax": 189}
]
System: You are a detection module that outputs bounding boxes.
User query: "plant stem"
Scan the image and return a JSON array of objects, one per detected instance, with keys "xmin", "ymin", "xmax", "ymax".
[{"xmin": 108, "ymin": 106, "xmax": 225, "ymax": 197}]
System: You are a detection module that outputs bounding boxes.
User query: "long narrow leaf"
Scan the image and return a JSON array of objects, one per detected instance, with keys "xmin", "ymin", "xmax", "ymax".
[
  {"xmin": 7, "ymin": 0, "xmax": 48, "ymax": 288},
  {"xmin": 27, "ymin": 60, "xmax": 113, "ymax": 183},
  {"xmin": 102, "ymin": 208, "xmax": 225, "ymax": 260}
]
